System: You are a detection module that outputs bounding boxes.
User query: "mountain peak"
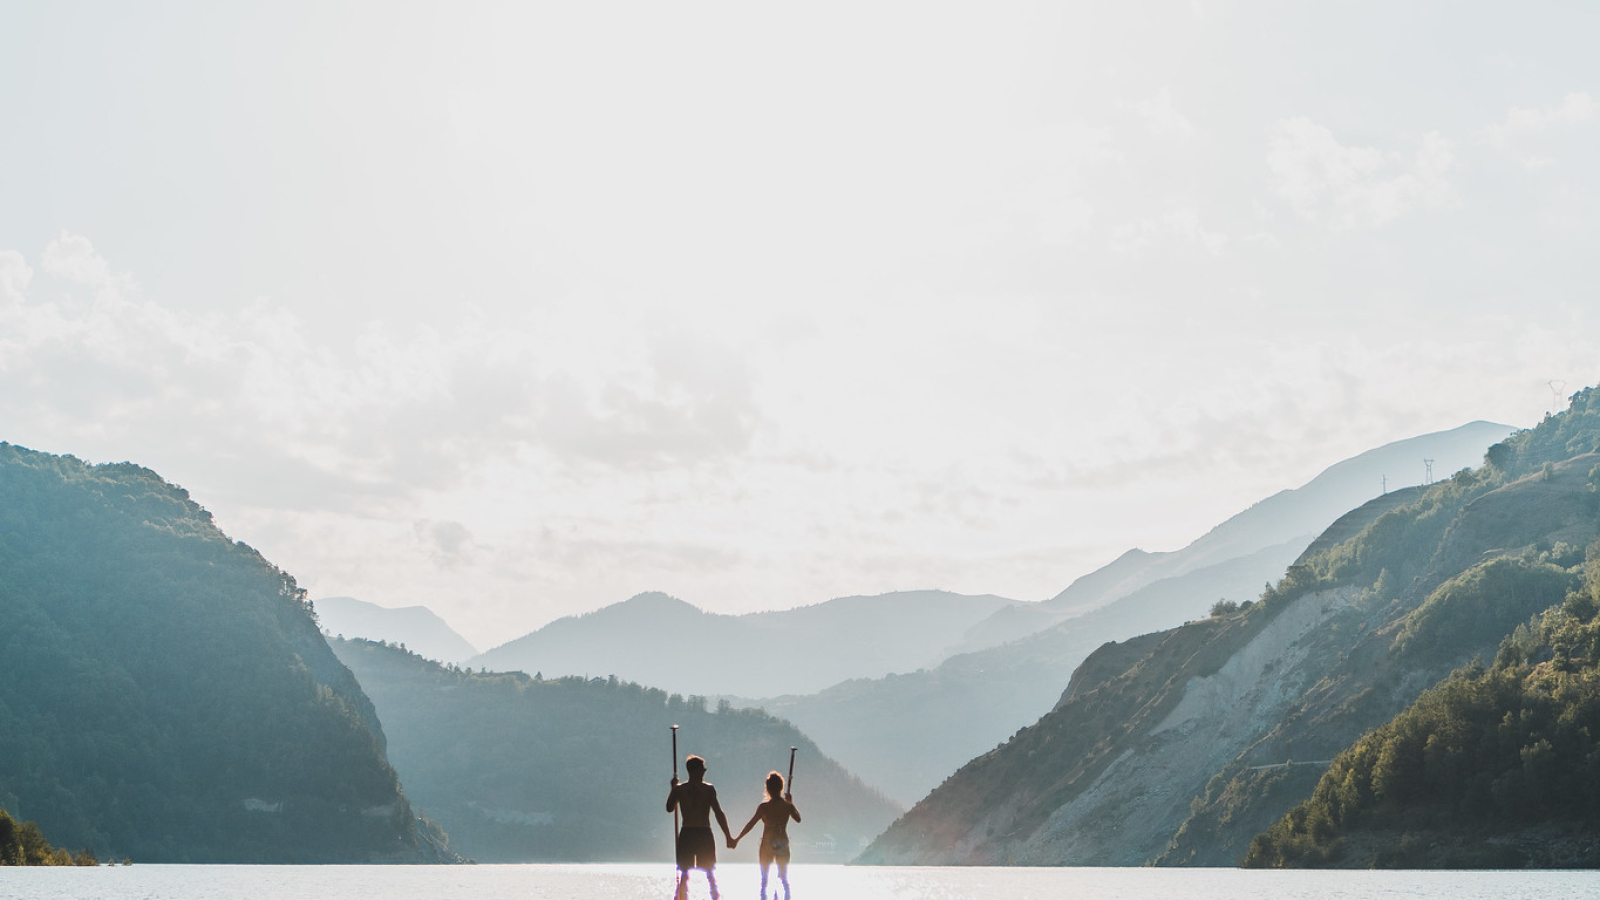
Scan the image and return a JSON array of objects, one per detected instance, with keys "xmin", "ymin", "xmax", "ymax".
[
  {"xmin": 619, "ymin": 591, "xmax": 701, "ymax": 611},
  {"xmin": 315, "ymin": 596, "xmax": 479, "ymax": 665}
]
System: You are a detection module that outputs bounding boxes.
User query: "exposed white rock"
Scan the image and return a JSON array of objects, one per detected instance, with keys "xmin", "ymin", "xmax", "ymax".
[{"xmin": 1005, "ymin": 587, "xmax": 1358, "ymax": 864}]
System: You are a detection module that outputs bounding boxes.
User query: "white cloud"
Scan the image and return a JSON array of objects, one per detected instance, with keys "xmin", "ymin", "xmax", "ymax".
[
  {"xmin": 1129, "ymin": 87, "xmax": 1196, "ymax": 142},
  {"xmin": 1484, "ymin": 91, "xmax": 1596, "ymax": 146},
  {"xmin": 415, "ymin": 519, "xmax": 476, "ymax": 570},
  {"xmin": 1108, "ymin": 207, "xmax": 1228, "ymax": 258},
  {"xmin": 0, "ymin": 234, "xmax": 763, "ymax": 516},
  {"xmin": 533, "ymin": 327, "xmax": 762, "ymax": 471},
  {"xmin": 41, "ymin": 231, "xmax": 119, "ymax": 289},
  {"xmin": 1267, "ymin": 118, "xmax": 1459, "ymax": 228},
  {"xmin": 0, "ymin": 250, "xmax": 31, "ymax": 307}
]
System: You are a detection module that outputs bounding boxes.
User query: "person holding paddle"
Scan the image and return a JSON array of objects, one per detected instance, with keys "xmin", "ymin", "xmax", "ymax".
[
  {"xmin": 666, "ymin": 754, "xmax": 734, "ymax": 900},
  {"xmin": 730, "ymin": 769, "xmax": 801, "ymax": 900}
]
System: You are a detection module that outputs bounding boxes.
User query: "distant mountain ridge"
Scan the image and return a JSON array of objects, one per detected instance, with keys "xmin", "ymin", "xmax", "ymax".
[
  {"xmin": 756, "ymin": 539, "xmax": 1313, "ymax": 804},
  {"xmin": 747, "ymin": 422, "xmax": 1511, "ymax": 804},
  {"xmin": 316, "ymin": 596, "xmax": 479, "ymax": 665},
  {"xmin": 468, "ymin": 423, "xmax": 1508, "ymax": 750},
  {"xmin": 1029, "ymin": 421, "xmax": 1513, "ymax": 626},
  {"xmin": 470, "ymin": 589, "xmax": 1017, "ymax": 697}
]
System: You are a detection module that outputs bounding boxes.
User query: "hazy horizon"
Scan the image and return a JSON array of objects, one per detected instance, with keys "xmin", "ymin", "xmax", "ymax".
[{"xmin": 4, "ymin": 2, "xmax": 1597, "ymax": 648}]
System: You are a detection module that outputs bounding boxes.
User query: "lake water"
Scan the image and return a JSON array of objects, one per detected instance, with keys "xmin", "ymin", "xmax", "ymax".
[{"xmin": 2, "ymin": 863, "xmax": 1598, "ymax": 900}]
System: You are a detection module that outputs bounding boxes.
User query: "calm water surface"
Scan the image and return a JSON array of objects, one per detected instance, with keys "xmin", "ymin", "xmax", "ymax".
[{"xmin": 2, "ymin": 863, "xmax": 1598, "ymax": 900}]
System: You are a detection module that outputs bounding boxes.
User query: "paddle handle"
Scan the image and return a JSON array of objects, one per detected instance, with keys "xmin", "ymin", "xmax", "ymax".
[{"xmin": 671, "ymin": 726, "xmax": 680, "ymax": 849}]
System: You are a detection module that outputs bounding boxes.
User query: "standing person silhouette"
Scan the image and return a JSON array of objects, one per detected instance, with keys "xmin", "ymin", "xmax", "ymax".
[
  {"xmin": 666, "ymin": 755, "xmax": 734, "ymax": 900},
  {"xmin": 731, "ymin": 771, "xmax": 801, "ymax": 900}
]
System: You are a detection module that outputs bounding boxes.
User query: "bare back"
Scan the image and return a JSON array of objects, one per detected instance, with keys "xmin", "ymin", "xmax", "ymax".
[
  {"xmin": 668, "ymin": 779, "xmax": 724, "ymax": 829},
  {"xmin": 755, "ymin": 797, "xmax": 799, "ymax": 846}
]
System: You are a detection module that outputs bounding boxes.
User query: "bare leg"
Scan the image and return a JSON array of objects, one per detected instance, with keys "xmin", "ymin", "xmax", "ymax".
[
  {"xmin": 707, "ymin": 869, "xmax": 720, "ymax": 900},
  {"xmin": 776, "ymin": 853, "xmax": 791, "ymax": 899},
  {"xmin": 759, "ymin": 844, "xmax": 774, "ymax": 899},
  {"xmin": 675, "ymin": 870, "xmax": 689, "ymax": 900}
]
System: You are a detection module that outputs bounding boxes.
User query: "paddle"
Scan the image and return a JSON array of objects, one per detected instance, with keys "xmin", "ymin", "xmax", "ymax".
[{"xmin": 671, "ymin": 725, "xmax": 680, "ymax": 876}]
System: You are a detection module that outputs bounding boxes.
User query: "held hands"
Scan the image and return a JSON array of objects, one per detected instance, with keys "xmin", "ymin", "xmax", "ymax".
[{"xmin": 726, "ymin": 835, "xmax": 738, "ymax": 849}]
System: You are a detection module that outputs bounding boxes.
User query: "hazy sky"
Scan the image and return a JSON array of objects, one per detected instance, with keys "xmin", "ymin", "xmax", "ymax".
[{"xmin": 3, "ymin": 2, "xmax": 1597, "ymax": 648}]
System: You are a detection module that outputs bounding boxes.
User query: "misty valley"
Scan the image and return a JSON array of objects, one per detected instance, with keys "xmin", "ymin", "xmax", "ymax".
[{"xmin": 10, "ymin": 391, "xmax": 1600, "ymax": 873}]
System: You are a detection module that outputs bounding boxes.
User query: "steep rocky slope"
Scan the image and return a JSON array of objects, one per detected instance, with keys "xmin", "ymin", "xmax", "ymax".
[
  {"xmin": 756, "ymin": 540, "xmax": 1310, "ymax": 805},
  {"xmin": 862, "ymin": 391, "xmax": 1600, "ymax": 866}
]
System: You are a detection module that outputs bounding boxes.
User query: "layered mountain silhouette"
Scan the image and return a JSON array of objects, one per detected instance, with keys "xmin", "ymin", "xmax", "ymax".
[
  {"xmin": 470, "ymin": 589, "xmax": 1017, "ymax": 698},
  {"xmin": 754, "ymin": 539, "xmax": 1314, "ymax": 804},
  {"xmin": 0, "ymin": 408, "xmax": 1549, "ymax": 867},
  {"xmin": 750, "ymin": 421, "xmax": 1512, "ymax": 804}
]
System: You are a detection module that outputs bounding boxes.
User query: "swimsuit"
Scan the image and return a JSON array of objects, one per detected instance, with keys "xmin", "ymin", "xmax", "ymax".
[{"xmin": 677, "ymin": 826, "xmax": 717, "ymax": 870}]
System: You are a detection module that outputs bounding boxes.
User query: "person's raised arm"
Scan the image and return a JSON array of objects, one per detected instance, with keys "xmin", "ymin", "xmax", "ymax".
[
  {"xmin": 787, "ymin": 794, "xmax": 801, "ymax": 823},
  {"xmin": 665, "ymin": 778, "xmax": 680, "ymax": 813}
]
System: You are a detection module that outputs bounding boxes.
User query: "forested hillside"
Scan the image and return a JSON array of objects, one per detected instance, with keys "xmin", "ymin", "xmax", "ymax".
[
  {"xmin": 333, "ymin": 638, "xmax": 901, "ymax": 862},
  {"xmin": 862, "ymin": 388, "xmax": 1600, "ymax": 867},
  {"xmin": 0, "ymin": 444, "xmax": 449, "ymax": 862},
  {"xmin": 1245, "ymin": 551, "xmax": 1600, "ymax": 868},
  {"xmin": 1, "ymin": 807, "xmax": 100, "ymax": 866}
]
